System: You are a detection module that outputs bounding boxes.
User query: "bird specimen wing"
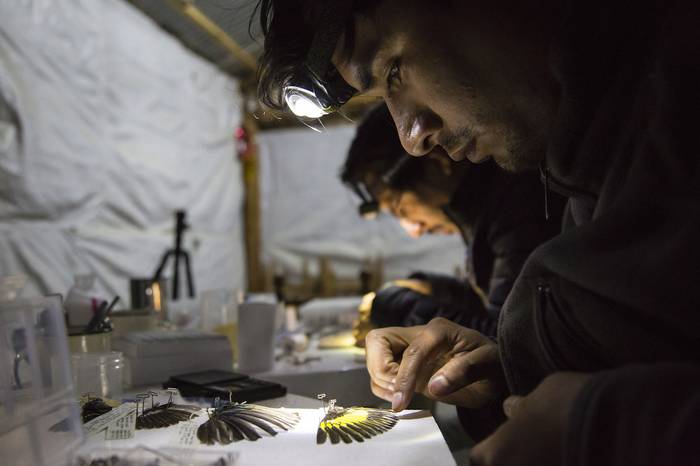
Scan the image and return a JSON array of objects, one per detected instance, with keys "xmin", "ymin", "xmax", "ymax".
[
  {"xmin": 135, "ymin": 402, "xmax": 201, "ymax": 429},
  {"xmin": 81, "ymin": 398, "xmax": 115, "ymax": 423},
  {"xmin": 50, "ymin": 396, "xmax": 119, "ymax": 431},
  {"xmin": 197, "ymin": 403, "xmax": 300, "ymax": 445},
  {"xmin": 317, "ymin": 407, "xmax": 398, "ymax": 445}
]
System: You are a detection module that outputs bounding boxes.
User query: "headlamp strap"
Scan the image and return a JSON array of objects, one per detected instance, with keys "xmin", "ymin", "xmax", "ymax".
[
  {"xmin": 381, "ymin": 153, "xmax": 412, "ymax": 185},
  {"xmin": 349, "ymin": 179, "xmax": 373, "ymax": 204},
  {"xmin": 306, "ymin": 0, "xmax": 355, "ymax": 80}
]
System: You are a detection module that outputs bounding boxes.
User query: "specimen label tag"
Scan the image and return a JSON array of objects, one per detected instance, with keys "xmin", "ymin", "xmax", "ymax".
[
  {"xmin": 84, "ymin": 402, "xmax": 137, "ymax": 437},
  {"xmin": 105, "ymin": 405, "xmax": 137, "ymax": 440},
  {"xmin": 177, "ymin": 421, "xmax": 199, "ymax": 445}
]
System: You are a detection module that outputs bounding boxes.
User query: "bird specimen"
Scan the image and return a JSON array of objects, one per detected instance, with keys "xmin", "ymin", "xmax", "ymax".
[
  {"xmin": 135, "ymin": 389, "xmax": 201, "ymax": 430},
  {"xmin": 197, "ymin": 401, "xmax": 300, "ymax": 445},
  {"xmin": 81, "ymin": 396, "xmax": 115, "ymax": 423},
  {"xmin": 50, "ymin": 394, "xmax": 117, "ymax": 431},
  {"xmin": 316, "ymin": 395, "xmax": 399, "ymax": 445}
]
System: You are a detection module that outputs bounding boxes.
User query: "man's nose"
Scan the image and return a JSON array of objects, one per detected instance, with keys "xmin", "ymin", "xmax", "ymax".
[{"xmin": 387, "ymin": 102, "xmax": 441, "ymax": 156}]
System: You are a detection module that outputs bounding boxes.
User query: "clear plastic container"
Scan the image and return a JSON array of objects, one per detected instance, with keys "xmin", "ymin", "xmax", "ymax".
[
  {"xmin": 71, "ymin": 351, "xmax": 127, "ymax": 398},
  {"xmin": 0, "ymin": 296, "xmax": 84, "ymax": 466}
]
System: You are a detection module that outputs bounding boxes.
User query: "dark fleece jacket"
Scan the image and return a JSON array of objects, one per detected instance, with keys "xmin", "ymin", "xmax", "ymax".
[{"xmin": 498, "ymin": 0, "xmax": 700, "ymax": 464}]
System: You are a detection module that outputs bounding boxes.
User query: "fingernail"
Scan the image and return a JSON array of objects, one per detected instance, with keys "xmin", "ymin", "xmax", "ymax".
[
  {"xmin": 392, "ymin": 392, "xmax": 404, "ymax": 411},
  {"xmin": 428, "ymin": 374, "xmax": 451, "ymax": 396}
]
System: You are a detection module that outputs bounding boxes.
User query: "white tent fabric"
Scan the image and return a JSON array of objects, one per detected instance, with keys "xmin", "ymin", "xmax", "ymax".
[
  {"xmin": 0, "ymin": 0, "xmax": 245, "ymax": 303},
  {"xmin": 257, "ymin": 125, "xmax": 465, "ymax": 281}
]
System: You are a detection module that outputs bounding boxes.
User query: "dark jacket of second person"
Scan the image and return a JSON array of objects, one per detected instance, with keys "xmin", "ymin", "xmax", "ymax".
[{"xmin": 374, "ymin": 161, "xmax": 565, "ymax": 338}]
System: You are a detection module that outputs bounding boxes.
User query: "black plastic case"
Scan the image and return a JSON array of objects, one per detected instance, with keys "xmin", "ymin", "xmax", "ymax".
[{"xmin": 164, "ymin": 369, "xmax": 287, "ymax": 402}]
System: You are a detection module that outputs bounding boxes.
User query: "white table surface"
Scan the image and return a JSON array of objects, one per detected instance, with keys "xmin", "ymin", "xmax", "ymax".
[
  {"xmin": 82, "ymin": 401, "xmax": 456, "ymax": 466},
  {"xmin": 116, "ymin": 333, "xmax": 467, "ymax": 465}
]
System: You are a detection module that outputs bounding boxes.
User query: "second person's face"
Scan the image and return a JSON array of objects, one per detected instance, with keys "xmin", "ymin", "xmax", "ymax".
[{"xmin": 380, "ymin": 190, "xmax": 457, "ymax": 238}]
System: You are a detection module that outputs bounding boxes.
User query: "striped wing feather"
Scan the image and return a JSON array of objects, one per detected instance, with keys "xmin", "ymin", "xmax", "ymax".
[{"xmin": 197, "ymin": 404, "xmax": 300, "ymax": 445}]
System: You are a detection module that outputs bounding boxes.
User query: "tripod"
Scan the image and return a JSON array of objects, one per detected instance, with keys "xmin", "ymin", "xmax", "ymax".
[{"xmin": 153, "ymin": 210, "xmax": 195, "ymax": 300}]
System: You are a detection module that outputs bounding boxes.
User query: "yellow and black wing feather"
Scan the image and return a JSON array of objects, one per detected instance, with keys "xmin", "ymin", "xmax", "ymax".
[{"xmin": 317, "ymin": 407, "xmax": 398, "ymax": 444}]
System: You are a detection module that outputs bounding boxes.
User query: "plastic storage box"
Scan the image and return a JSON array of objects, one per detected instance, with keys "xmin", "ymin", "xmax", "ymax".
[{"xmin": 0, "ymin": 296, "xmax": 84, "ymax": 466}]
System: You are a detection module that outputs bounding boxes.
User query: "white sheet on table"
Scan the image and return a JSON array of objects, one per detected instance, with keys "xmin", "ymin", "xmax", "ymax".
[{"xmin": 88, "ymin": 408, "xmax": 456, "ymax": 466}]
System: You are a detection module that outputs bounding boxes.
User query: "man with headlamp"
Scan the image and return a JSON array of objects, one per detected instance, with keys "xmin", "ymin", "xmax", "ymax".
[{"xmin": 254, "ymin": 1, "xmax": 700, "ymax": 465}]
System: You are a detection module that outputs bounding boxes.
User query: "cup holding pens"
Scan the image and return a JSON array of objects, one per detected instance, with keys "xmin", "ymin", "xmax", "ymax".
[
  {"xmin": 67, "ymin": 329, "xmax": 112, "ymax": 353},
  {"xmin": 67, "ymin": 295, "xmax": 119, "ymax": 353}
]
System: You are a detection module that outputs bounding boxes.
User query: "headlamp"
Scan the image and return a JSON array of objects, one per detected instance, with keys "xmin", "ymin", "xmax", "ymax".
[
  {"xmin": 358, "ymin": 199, "xmax": 380, "ymax": 220},
  {"xmin": 284, "ymin": 71, "xmax": 356, "ymax": 119},
  {"xmin": 346, "ymin": 154, "xmax": 412, "ymax": 220},
  {"xmin": 348, "ymin": 179, "xmax": 380, "ymax": 220},
  {"xmin": 284, "ymin": 86, "xmax": 327, "ymax": 119},
  {"xmin": 283, "ymin": 0, "xmax": 356, "ymax": 118}
]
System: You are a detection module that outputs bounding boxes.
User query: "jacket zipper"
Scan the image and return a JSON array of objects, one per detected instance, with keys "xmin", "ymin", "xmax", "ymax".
[
  {"xmin": 533, "ymin": 284, "xmax": 565, "ymax": 372},
  {"xmin": 539, "ymin": 162, "xmax": 599, "ymax": 215},
  {"xmin": 535, "ymin": 283, "xmax": 609, "ymax": 373}
]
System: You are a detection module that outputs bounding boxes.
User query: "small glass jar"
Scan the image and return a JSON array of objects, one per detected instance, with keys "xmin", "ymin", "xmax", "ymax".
[{"xmin": 70, "ymin": 351, "xmax": 127, "ymax": 398}]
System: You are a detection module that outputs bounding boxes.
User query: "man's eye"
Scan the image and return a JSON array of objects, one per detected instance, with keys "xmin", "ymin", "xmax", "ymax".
[{"xmin": 386, "ymin": 59, "xmax": 401, "ymax": 89}]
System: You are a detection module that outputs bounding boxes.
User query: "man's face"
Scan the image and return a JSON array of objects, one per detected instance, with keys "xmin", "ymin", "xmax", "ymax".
[
  {"xmin": 378, "ymin": 189, "xmax": 457, "ymax": 238},
  {"xmin": 332, "ymin": 0, "xmax": 558, "ymax": 172}
]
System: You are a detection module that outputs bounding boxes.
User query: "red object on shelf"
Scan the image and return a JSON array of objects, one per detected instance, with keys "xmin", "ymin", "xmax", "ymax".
[{"xmin": 235, "ymin": 126, "xmax": 252, "ymax": 160}]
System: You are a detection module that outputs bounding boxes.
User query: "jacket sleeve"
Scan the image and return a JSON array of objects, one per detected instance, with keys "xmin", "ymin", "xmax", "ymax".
[
  {"xmin": 408, "ymin": 271, "xmax": 481, "ymax": 310},
  {"xmin": 565, "ymin": 363, "xmax": 700, "ymax": 466},
  {"xmin": 407, "ymin": 271, "xmax": 497, "ymax": 337}
]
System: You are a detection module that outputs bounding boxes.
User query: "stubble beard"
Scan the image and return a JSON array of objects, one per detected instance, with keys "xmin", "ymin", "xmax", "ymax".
[{"xmin": 496, "ymin": 127, "xmax": 546, "ymax": 173}]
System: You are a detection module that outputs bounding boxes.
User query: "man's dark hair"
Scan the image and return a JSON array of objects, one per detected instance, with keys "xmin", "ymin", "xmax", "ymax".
[
  {"xmin": 341, "ymin": 104, "xmax": 453, "ymax": 198},
  {"xmin": 255, "ymin": 0, "xmax": 375, "ymax": 111}
]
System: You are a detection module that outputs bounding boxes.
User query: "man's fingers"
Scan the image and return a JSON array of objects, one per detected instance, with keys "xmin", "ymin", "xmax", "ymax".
[
  {"xmin": 371, "ymin": 357, "xmax": 399, "ymax": 391},
  {"xmin": 427, "ymin": 341, "xmax": 501, "ymax": 397},
  {"xmin": 502, "ymin": 396, "xmax": 524, "ymax": 419},
  {"xmin": 392, "ymin": 320, "xmax": 452, "ymax": 410},
  {"xmin": 370, "ymin": 380, "xmax": 394, "ymax": 403},
  {"xmin": 365, "ymin": 327, "xmax": 421, "ymax": 391},
  {"xmin": 364, "ymin": 329, "xmax": 400, "ymax": 386}
]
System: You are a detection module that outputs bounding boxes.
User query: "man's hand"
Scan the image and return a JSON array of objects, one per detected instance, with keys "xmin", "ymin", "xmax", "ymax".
[
  {"xmin": 364, "ymin": 317, "xmax": 504, "ymax": 411},
  {"xmin": 469, "ymin": 372, "xmax": 592, "ymax": 466}
]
